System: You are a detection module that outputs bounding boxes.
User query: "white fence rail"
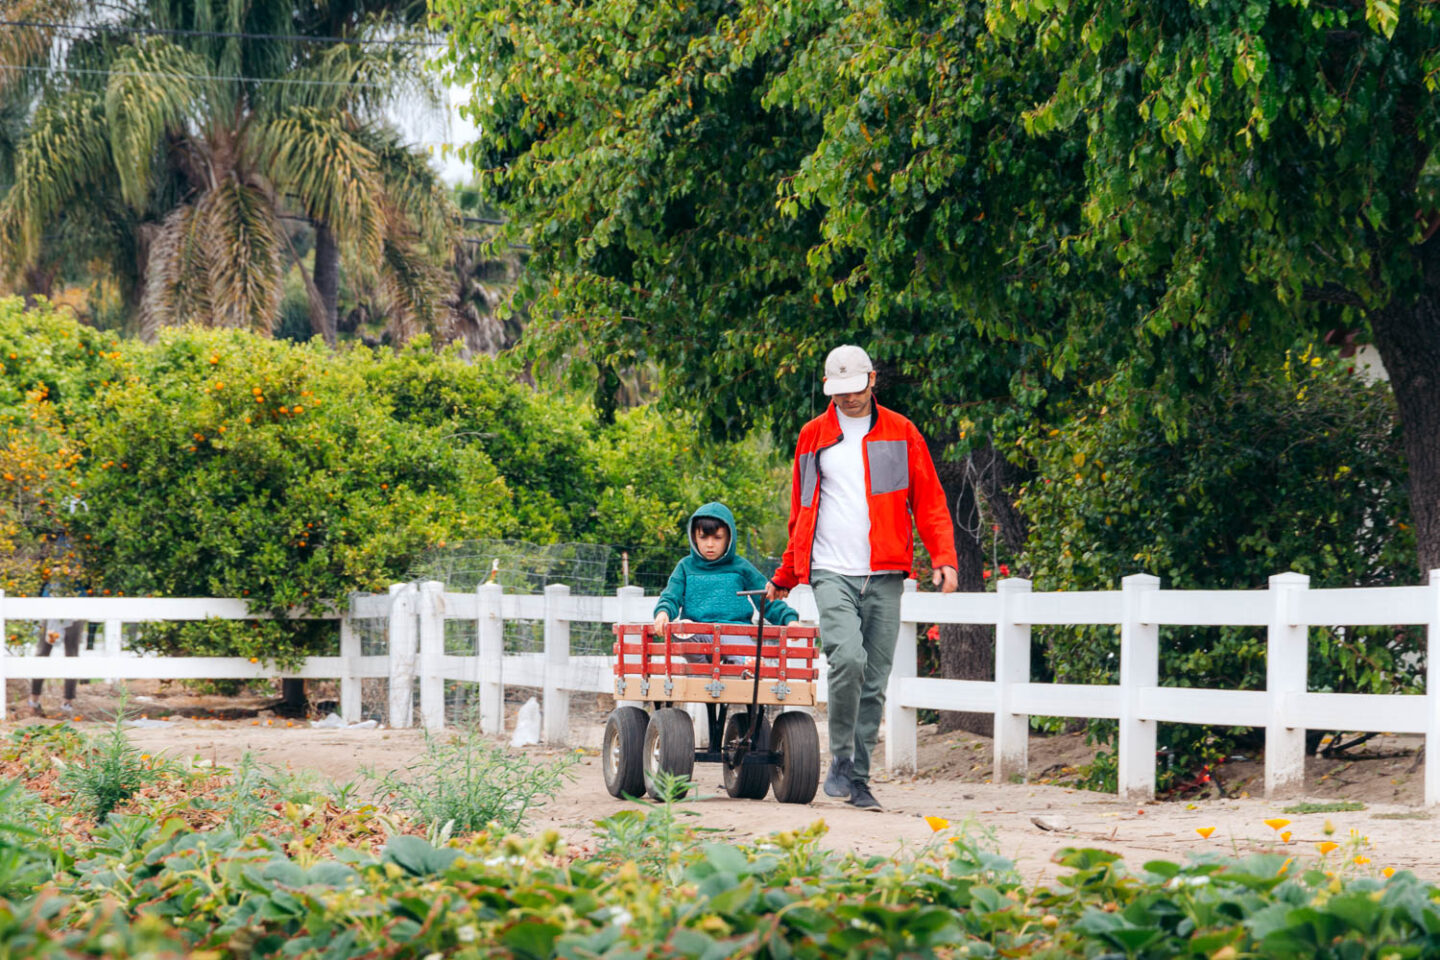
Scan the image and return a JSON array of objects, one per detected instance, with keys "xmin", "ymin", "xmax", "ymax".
[{"xmin": 5, "ymin": 572, "xmax": 1440, "ymax": 804}]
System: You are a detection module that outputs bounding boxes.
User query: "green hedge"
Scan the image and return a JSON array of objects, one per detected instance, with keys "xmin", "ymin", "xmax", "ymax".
[{"xmin": 0, "ymin": 299, "xmax": 783, "ymax": 663}]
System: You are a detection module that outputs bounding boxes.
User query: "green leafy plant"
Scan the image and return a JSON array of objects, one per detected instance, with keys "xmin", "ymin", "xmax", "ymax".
[
  {"xmin": 2, "ymin": 722, "xmax": 89, "ymax": 776},
  {"xmin": 4, "ymin": 752, "xmax": 1440, "ymax": 959},
  {"xmin": 363, "ymin": 725, "xmax": 577, "ymax": 833},
  {"xmin": 60, "ymin": 706, "xmax": 162, "ymax": 822},
  {"xmin": 1019, "ymin": 354, "xmax": 1415, "ymax": 791},
  {"xmin": 592, "ymin": 771, "xmax": 717, "ymax": 879}
]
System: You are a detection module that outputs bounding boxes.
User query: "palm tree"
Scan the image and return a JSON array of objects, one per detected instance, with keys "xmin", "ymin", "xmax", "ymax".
[{"xmin": 0, "ymin": 0, "xmax": 456, "ymax": 345}]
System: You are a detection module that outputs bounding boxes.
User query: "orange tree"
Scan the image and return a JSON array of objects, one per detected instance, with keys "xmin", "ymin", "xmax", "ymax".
[
  {"xmin": 0, "ymin": 302, "xmax": 785, "ymax": 671},
  {"xmin": 60, "ymin": 327, "xmax": 517, "ymax": 667},
  {"xmin": 0, "ymin": 300, "xmax": 115, "ymax": 606},
  {"xmin": 355, "ymin": 339, "xmax": 787, "ymax": 588}
]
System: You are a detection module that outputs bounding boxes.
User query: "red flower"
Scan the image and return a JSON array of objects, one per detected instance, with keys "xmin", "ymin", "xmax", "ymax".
[
  {"xmin": 926, "ymin": 625, "xmax": 939, "ymax": 641},
  {"xmin": 999, "ymin": 564, "xmax": 1011, "ymax": 576},
  {"xmin": 982, "ymin": 569, "xmax": 992, "ymax": 579}
]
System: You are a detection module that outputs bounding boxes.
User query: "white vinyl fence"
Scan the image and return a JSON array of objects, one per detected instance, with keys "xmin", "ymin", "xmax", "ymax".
[{"xmin": 5, "ymin": 572, "xmax": 1440, "ymax": 804}]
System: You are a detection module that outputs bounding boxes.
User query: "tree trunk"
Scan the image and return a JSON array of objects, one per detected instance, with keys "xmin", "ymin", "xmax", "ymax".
[
  {"xmin": 312, "ymin": 222, "xmax": 340, "ymax": 347},
  {"xmin": 21, "ymin": 264, "xmax": 55, "ymax": 304},
  {"xmin": 930, "ymin": 446, "xmax": 993, "ymax": 736},
  {"xmin": 1368, "ymin": 239, "xmax": 1440, "ymax": 579},
  {"xmin": 925, "ymin": 442, "xmax": 1033, "ymax": 736}
]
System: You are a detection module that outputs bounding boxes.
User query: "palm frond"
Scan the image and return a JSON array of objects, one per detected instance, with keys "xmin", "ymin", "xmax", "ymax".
[
  {"xmin": 198, "ymin": 175, "xmax": 281, "ymax": 336},
  {"xmin": 256, "ymin": 27, "xmax": 439, "ymax": 119},
  {"xmin": 139, "ymin": 202, "xmax": 213, "ymax": 339},
  {"xmin": 355, "ymin": 124, "xmax": 460, "ymax": 255},
  {"xmin": 0, "ymin": 0, "xmax": 79, "ymax": 96},
  {"xmin": 2, "ymin": 89, "xmax": 111, "ymax": 271},
  {"xmin": 251, "ymin": 106, "xmax": 385, "ymax": 263},
  {"xmin": 380, "ymin": 231, "xmax": 452, "ymax": 344},
  {"xmin": 104, "ymin": 38, "xmax": 212, "ymax": 210}
]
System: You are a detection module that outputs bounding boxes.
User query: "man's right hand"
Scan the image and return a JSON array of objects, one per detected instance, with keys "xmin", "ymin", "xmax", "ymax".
[
  {"xmin": 652, "ymin": 611, "xmax": 670, "ymax": 635},
  {"xmin": 764, "ymin": 580, "xmax": 789, "ymax": 601}
]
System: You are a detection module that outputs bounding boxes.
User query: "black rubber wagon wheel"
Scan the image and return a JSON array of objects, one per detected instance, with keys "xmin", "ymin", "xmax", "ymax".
[
  {"xmin": 770, "ymin": 710, "xmax": 820, "ymax": 804},
  {"xmin": 721, "ymin": 710, "xmax": 771, "ymax": 800},
  {"xmin": 642, "ymin": 707, "xmax": 695, "ymax": 799},
  {"xmin": 602, "ymin": 706, "xmax": 648, "ymax": 798}
]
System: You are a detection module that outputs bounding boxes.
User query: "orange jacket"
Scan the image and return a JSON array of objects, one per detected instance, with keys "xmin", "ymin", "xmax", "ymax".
[{"xmin": 771, "ymin": 402, "xmax": 958, "ymax": 589}]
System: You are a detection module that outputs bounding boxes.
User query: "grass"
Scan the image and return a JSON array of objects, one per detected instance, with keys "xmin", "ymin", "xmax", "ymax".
[
  {"xmin": 1281, "ymin": 800, "xmax": 1367, "ymax": 814},
  {"xmin": 363, "ymin": 722, "xmax": 579, "ymax": 833},
  {"xmin": 1373, "ymin": 811, "xmax": 1432, "ymax": 821}
]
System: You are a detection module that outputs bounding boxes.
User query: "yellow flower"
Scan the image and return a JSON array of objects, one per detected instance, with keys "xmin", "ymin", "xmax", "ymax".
[
  {"xmin": 1264, "ymin": 817, "xmax": 1291, "ymax": 831},
  {"xmin": 924, "ymin": 816, "xmax": 951, "ymax": 833},
  {"xmin": 1276, "ymin": 857, "xmax": 1293, "ymax": 876},
  {"xmin": 1280, "ymin": 831, "xmax": 1292, "ymax": 843},
  {"xmin": 1383, "ymin": 867, "xmax": 1396, "ymax": 878},
  {"xmin": 1354, "ymin": 856, "xmax": 1370, "ymax": 865},
  {"xmin": 1317, "ymin": 841, "xmax": 1339, "ymax": 855},
  {"xmin": 1195, "ymin": 826, "xmax": 1215, "ymax": 839}
]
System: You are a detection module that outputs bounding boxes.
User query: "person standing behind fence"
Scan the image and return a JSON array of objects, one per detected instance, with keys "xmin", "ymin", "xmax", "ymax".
[
  {"xmin": 766, "ymin": 345, "xmax": 957, "ymax": 810},
  {"xmin": 28, "ymin": 584, "xmax": 82, "ymax": 718}
]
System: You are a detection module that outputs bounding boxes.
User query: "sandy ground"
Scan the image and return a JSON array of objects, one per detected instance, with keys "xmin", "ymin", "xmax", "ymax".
[{"xmin": 7, "ymin": 679, "xmax": 1436, "ymax": 884}]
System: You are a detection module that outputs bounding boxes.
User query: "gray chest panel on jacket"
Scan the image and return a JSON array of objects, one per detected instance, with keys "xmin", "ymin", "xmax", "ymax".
[
  {"xmin": 866, "ymin": 439, "xmax": 909, "ymax": 496},
  {"xmin": 799, "ymin": 451, "xmax": 819, "ymax": 507}
]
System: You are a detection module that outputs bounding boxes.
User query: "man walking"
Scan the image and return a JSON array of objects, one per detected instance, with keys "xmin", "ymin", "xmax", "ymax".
[{"xmin": 766, "ymin": 345, "xmax": 958, "ymax": 810}]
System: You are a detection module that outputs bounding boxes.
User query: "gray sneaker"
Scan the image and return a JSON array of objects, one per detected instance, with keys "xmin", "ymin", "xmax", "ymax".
[
  {"xmin": 848, "ymin": 779, "xmax": 882, "ymax": 810},
  {"xmin": 823, "ymin": 756, "xmax": 854, "ymax": 798}
]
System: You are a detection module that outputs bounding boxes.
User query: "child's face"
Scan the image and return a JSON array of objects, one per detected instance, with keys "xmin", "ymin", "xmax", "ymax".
[{"xmin": 694, "ymin": 526, "xmax": 729, "ymax": 561}]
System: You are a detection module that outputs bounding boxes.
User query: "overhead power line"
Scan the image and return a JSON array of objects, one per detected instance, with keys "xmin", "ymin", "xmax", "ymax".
[
  {"xmin": 0, "ymin": 18, "xmax": 444, "ymax": 48},
  {"xmin": 0, "ymin": 62, "xmax": 390, "ymax": 89}
]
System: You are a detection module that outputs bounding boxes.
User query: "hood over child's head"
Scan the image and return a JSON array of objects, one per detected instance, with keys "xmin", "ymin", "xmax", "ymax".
[{"xmin": 688, "ymin": 501, "xmax": 737, "ymax": 563}]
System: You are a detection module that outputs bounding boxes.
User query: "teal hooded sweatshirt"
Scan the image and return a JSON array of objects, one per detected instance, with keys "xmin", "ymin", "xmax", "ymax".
[{"xmin": 654, "ymin": 502, "xmax": 800, "ymax": 626}]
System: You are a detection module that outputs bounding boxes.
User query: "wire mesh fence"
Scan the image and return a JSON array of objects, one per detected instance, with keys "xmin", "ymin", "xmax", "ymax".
[
  {"xmin": 351, "ymin": 595, "xmax": 392, "ymax": 723},
  {"xmin": 408, "ymin": 540, "xmax": 613, "ymax": 722}
]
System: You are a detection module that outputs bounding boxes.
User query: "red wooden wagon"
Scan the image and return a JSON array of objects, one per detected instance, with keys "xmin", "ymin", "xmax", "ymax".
[{"xmin": 603, "ymin": 594, "xmax": 820, "ymax": 804}]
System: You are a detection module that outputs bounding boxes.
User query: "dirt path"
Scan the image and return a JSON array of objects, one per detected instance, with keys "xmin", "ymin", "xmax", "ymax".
[
  {"xmin": 8, "ymin": 680, "xmax": 1433, "ymax": 884},
  {"xmin": 97, "ymin": 719, "xmax": 1436, "ymax": 885}
]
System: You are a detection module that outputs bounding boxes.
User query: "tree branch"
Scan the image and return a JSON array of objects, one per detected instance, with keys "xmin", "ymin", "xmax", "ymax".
[{"xmin": 1303, "ymin": 283, "xmax": 1369, "ymax": 311}]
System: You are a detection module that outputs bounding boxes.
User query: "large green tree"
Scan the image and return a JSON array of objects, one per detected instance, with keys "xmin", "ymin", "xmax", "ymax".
[
  {"xmin": 0, "ymin": 0, "xmax": 454, "ymax": 343},
  {"xmin": 981, "ymin": 0, "xmax": 1440, "ymax": 578},
  {"xmin": 434, "ymin": 0, "xmax": 1099, "ymax": 727},
  {"xmin": 438, "ymin": 0, "xmax": 1440, "ymax": 573}
]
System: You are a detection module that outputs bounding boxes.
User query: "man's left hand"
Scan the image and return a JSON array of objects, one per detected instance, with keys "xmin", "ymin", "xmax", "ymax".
[{"xmin": 932, "ymin": 565, "xmax": 958, "ymax": 593}]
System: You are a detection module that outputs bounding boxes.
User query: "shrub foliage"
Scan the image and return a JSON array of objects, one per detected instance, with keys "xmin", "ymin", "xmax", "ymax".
[
  {"xmin": 1017, "ymin": 351, "xmax": 1415, "ymax": 788},
  {"xmin": 0, "ymin": 298, "xmax": 782, "ymax": 662}
]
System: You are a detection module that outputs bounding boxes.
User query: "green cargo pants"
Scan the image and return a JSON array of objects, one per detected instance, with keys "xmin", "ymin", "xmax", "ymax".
[{"xmin": 812, "ymin": 569, "xmax": 904, "ymax": 784}]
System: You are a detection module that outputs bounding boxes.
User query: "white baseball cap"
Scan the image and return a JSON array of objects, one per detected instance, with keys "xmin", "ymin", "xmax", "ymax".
[{"xmin": 823, "ymin": 344, "xmax": 873, "ymax": 395}]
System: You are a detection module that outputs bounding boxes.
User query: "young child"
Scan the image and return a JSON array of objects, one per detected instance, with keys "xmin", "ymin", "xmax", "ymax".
[{"xmin": 652, "ymin": 502, "xmax": 800, "ymax": 663}]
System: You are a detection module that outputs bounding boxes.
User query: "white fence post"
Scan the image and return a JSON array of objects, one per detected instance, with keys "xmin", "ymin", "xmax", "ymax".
[
  {"xmin": 1427, "ymin": 570, "xmax": 1440, "ymax": 806},
  {"xmin": 885, "ymin": 579, "xmax": 919, "ymax": 775},
  {"xmin": 1118, "ymin": 573, "xmax": 1160, "ymax": 800},
  {"xmin": 994, "ymin": 577, "xmax": 1033, "ymax": 783},
  {"xmin": 418, "ymin": 581, "xmax": 446, "ymax": 731},
  {"xmin": 339, "ymin": 598, "xmax": 362, "ymax": 723},
  {"xmin": 387, "ymin": 583, "xmax": 417, "ymax": 728},
  {"xmin": 616, "ymin": 585, "xmax": 646, "ymax": 709},
  {"xmin": 477, "ymin": 582, "xmax": 504, "ymax": 735},
  {"xmin": 1266, "ymin": 571, "xmax": 1310, "ymax": 797},
  {"xmin": 104, "ymin": 618, "xmax": 123, "ymax": 686},
  {"xmin": 543, "ymin": 583, "xmax": 571, "ymax": 744},
  {"xmin": 0, "ymin": 589, "xmax": 6, "ymax": 721}
]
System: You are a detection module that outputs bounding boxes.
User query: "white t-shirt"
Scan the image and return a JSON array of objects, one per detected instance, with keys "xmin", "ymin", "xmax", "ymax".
[{"xmin": 811, "ymin": 410, "xmax": 874, "ymax": 575}]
